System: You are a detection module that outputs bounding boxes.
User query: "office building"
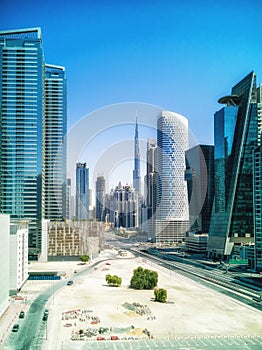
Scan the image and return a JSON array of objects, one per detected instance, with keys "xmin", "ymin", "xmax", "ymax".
[
  {"xmin": 207, "ymin": 72, "xmax": 262, "ymax": 259},
  {"xmin": 0, "ymin": 28, "xmax": 44, "ymax": 255},
  {"xmin": 96, "ymin": 176, "xmax": 106, "ymax": 221},
  {"xmin": 113, "ymin": 182, "xmax": 139, "ymax": 229},
  {"xmin": 156, "ymin": 111, "xmax": 189, "ymax": 243},
  {"xmin": 186, "ymin": 145, "xmax": 214, "ymax": 233},
  {"xmin": 253, "ymin": 143, "xmax": 262, "ymax": 272},
  {"xmin": 44, "ymin": 64, "xmax": 67, "ymax": 220},
  {"xmin": 144, "ymin": 138, "xmax": 158, "ymax": 238},
  {"xmin": 0, "ymin": 28, "xmax": 67, "ymax": 259},
  {"xmin": 75, "ymin": 163, "xmax": 89, "ymax": 221}
]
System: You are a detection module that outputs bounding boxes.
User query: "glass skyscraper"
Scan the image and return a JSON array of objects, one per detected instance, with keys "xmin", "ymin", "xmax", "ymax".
[
  {"xmin": 95, "ymin": 175, "xmax": 106, "ymax": 221},
  {"xmin": 207, "ymin": 72, "xmax": 262, "ymax": 259},
  {"xmin": 0, "ymin": 28, "xmax": 44, "ymax": 253},
  {"xmin": 0, "ymin": 28, "xmax": 67, "ymax": 258},
  {"xmin": 75, "ymin": 163, "xmax": 89, "ymax": 221},
  {"xmin": 44, "ymin": 64, "xmax": 67, "ymax": 220},
  {"xmin": 156, "ymin": 111, "xmax": 189, "ymax": 243}
]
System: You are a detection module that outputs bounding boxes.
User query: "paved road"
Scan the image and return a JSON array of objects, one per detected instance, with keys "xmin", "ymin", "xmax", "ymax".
[
  {"xmin": 62, "ymin": 335, "xmax": 262, "ymax": 350},
  {"xmin": 3, "ymin": 259, "xmax": 107, "ymax": 350}
]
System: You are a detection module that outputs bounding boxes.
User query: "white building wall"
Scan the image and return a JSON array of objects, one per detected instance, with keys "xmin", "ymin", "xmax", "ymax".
[
  {"xmin": 0, "ymin": 214, "xmax": 10, "ymax": 316},
  {"xmin": 9, "ymin": 222, "xmax": 29, "ymax": 294}
]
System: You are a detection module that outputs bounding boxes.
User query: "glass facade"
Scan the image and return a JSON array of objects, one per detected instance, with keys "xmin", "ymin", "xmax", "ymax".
[
  {"xmin": 0, "ymin": 28, "xmax": 44, "ymax": 251},
  {"xmin": 44, "ymin": 64, "xmax": 67, "ymax": 220},
  {"xmin": 0, "ymin": 28, "xmax": 67, "ymax": 257},
  {"xmin": 156, "ymin": 111, "xmax": 189, "ymax": 242},
  {"xmin": 208, "ymin": 72, "xmax": 261, "ymax": 258},
  {"xmin": 75, "ymin": 163, "xmax": 89, "ymax": 221}
]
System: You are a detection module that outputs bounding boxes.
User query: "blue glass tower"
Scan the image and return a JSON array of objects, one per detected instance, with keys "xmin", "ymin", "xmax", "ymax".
[
  {"xmin": 76, "ymin": 163, "xmax": 89, "ymax": 220},
  {"xmin": 208, "ymin": 72, "xmax": 261, "ymax": 259},
  {"xmin": 44, "ymin": 64, "xmax": 67, "ymax": 220},
  {"xmin": 0, "ymin": 28, "xmax": 44, "ymax": 253}
]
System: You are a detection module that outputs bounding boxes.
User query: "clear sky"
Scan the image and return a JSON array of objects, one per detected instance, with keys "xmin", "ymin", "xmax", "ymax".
[{"xmin": 1, "ymin": 0, "xmax": 262, "ymax": 192}]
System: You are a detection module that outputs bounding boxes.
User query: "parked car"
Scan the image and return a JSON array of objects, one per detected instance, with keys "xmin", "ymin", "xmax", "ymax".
[
  {"xmin": 19, "ymin": 311, "xmax": 25, "ymax": 318},
  {"xmin": 42, "ymin": 314, "xmax": 48, "ymax": 321},
  {"xmin": 67, "ymin": 280, "xmax": 73, "ymax": 286},
  {"xmin": 44, "ymin": 309, "xmax": 49, "ymax": 316},
  {"xmin": 12, "ymin": 324, "xmax": 19, "ymax": 332}
]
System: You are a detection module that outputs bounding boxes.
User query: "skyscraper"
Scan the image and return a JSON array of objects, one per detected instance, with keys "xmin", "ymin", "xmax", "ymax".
[
  {"xmin": 44, "ymin": 64, "xmax": 67, "ymax": 220},
  {"xmin": 253, "ymin": 144, "xmax": 262, "ymax": 272},
  {"xmin": 144, "ymin": 138, "xmax": 158, "ymax": 238},
  {"xmin": 133, "ymin": 118, "xmax": 141, "ymax": 197},
  {"xmin": 75, "ymin": 163, "xmax": 89, "ymax": 221},
  {"xmin": 156, "ymin": 111, "xmax": 189, "ymax": 243},
  {"xmin": 207, "ymin": 72, "xmax": 262, "ymax": 259},
  {"xmin": 186, "ymin": 145, "xmax": 214, "ymax": 233},
  {"xmin": 0, "ymin": 28, "xmax": 67, "ymax": 258},
  {"xmin": 96, "ymin": 175, "xmax": 106, "ymax": 221},
  {"xmin": 0, "ymin": 28, "xmax": 44, "ymax": 254}
]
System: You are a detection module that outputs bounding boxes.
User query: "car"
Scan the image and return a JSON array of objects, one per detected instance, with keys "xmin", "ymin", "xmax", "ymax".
[
  {"xmin": 44, "ymin": 309, "xmax": 49, "ymax": 316},
  {"xmin": 106, "ymin": 262, "xmax": 111, "ymax": 265},
  {"xmin": 42, "ymin": 314, "xmax": 48, "ymax": 321},
  {"xmin": 19, "ymin": 311, "xmax": 25, "ymax": 318},
  {"xmin": 67, "ymin": 280, "xmax": 73, "ymax": 285},
  {"xmin": 12, "ymin": 324, "xmax": 19, "ymax": 332}
]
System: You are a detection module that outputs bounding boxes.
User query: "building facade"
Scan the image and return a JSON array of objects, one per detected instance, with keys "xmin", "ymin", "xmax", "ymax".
[
  {"xmin": 113, "ymin": 182, "xmax": 139, "ymax": 229},
  {"xmin": 156, "ymin": 111, "xmax": 189, "ymax": 243},
  {"xmin": 186, "ymin": 145, "xmax": 214, "ymax": 233},
  {"xmin": 95, "ymin": 175, "xmax": 106, "ymax": 221},
  {"xmin": 144, "ymin": 138, "xmax": 158, "ymax": 238},
  {"xmin": 0, "ymin": 214, "xmax": 10, "ymax": 316},
  {"xmin": 0, "ymin": 28, "xmax": 44, "ymax": 254},
  {"xmin": 253, "ymin": 143, "xmax": 262, "ymax": 272},
  {"xmin": 75, "ymin": 163, "xmax": 89, "ymax": 221},
  {"xmin": 44, "ymin": 64, "xmax": 67, "ymax": 221},
  {"xmin": 0, "ymin": 28, "xmax": 67, "ymax": 259},
  {"xmin": 207, "ymin": 72, "xmax": 262, "ymax": 259}
]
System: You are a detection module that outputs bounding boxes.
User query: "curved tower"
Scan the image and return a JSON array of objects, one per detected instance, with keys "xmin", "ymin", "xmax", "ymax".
[{"xmin": 156, "ymin": 111, "xmax": 189, "ymax": 243}]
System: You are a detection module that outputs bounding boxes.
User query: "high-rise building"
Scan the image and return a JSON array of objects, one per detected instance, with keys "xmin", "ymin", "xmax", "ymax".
[
  {"xmin": 156, "ymin": 111, "xmax": 189, "ymax": 243},
  {"xmin": 96, "ymin": 176, "xmax": 106, "ymax": 221},
  {"xmin": 253, "ymin": 144, "xmax": 262, "ymax": 272},
  {"xmin": 44, "ymin": 64, "xmax": 67, "ymax": 220},
  {"xmin": 133, "ymin": 118, "xmax": 141, "ymax": 197},
  {"xmin": 186, "ymin": 145, "xmax": 214, "ymax": 233},
  {"xmin": 75, "ymin": 163, "xmax": 89, "ymax": 220},
  {"xmin": 113, "ymin": 182, "xmax": 139, "ymax": 229},
  {"xmin": 207, "ymin": 72, "xmax": 262, "ymax": 259},
  {"xmin": 0, "ymin": 28, "xmax": 67, "ymax": 259},
  {"xmin": 0, "ymin": 28, "xmax": 44, "ymax": 254},
  {"xmin": 144, "ymin": 138, "xmax": 158, "ymax": 238}
]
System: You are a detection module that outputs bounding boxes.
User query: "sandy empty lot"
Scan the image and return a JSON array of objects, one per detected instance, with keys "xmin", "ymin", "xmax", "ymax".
[{"xmin": 40, "ymin": 249, "xmax": 262, "ymax": 349}]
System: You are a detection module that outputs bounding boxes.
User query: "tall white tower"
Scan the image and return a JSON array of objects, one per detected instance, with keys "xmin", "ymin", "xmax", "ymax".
[{"xmin": 156, "ymin": 111, "xmax": 189, "ymax": 243}]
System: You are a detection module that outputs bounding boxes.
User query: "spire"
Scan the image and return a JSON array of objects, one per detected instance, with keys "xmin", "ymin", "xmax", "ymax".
[{"xmin": 133, "ymin": 116, "xmax": 141, "ymax": 197}]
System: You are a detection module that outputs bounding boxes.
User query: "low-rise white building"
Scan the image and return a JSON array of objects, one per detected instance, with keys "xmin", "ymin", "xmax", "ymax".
[
  {"xmin": 9, "ymin": 221, "xmax": 29, "ymax": 295},
  {"xmin": 0, "ymin": 214, "xmax": 10, "ymax": 317}
]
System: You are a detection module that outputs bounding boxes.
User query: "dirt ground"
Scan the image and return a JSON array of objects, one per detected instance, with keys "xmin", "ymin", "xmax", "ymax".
[{"xmin": 37, "ymin": 249, "xmax": 262, "ymax": 349}]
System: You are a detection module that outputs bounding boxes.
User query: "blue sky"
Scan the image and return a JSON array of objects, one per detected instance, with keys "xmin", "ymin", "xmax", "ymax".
[{"xmin": 1, "ymin": 0, "xmax": 262, "ymax": 189}]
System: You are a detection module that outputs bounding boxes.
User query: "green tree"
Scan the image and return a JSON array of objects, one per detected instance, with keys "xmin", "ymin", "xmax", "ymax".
[
  {"xmin": 130, "ymin": 266, "xmax": 158, "ymax": 290},
  {"xmin": 80, "ymin": 254, "xmax": 89, "ymax": 262},
  {"xmin": 154, "ymin": 288, "xmax": 167, "ymax": 303},
  {"xmin": 105, "ymin": 274, "xmax": 122, "ymax": 287}
]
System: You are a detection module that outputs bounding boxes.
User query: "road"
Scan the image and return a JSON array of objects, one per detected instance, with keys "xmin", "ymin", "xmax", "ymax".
[{"xmin": 4, "ymin": 259, "xmax": 108, "ymax": 350}]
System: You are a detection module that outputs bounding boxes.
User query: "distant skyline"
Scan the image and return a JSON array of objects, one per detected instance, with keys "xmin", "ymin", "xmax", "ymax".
[{"xmin": 1, "ymin": 0, "xmax": 262, "ymax": 189}]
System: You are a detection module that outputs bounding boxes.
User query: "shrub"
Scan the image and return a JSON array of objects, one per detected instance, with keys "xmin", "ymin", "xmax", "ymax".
[
  {"xmin": 130, "ymin": 266, "xmax": 158, "ymax": 290},
  {"xmin": 105, "ymin": 274, "xmax": 122, "ymax": 287},
  {"xmin": 154, "ymin": 288, "xmax": 167, "ymax": 303}
]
